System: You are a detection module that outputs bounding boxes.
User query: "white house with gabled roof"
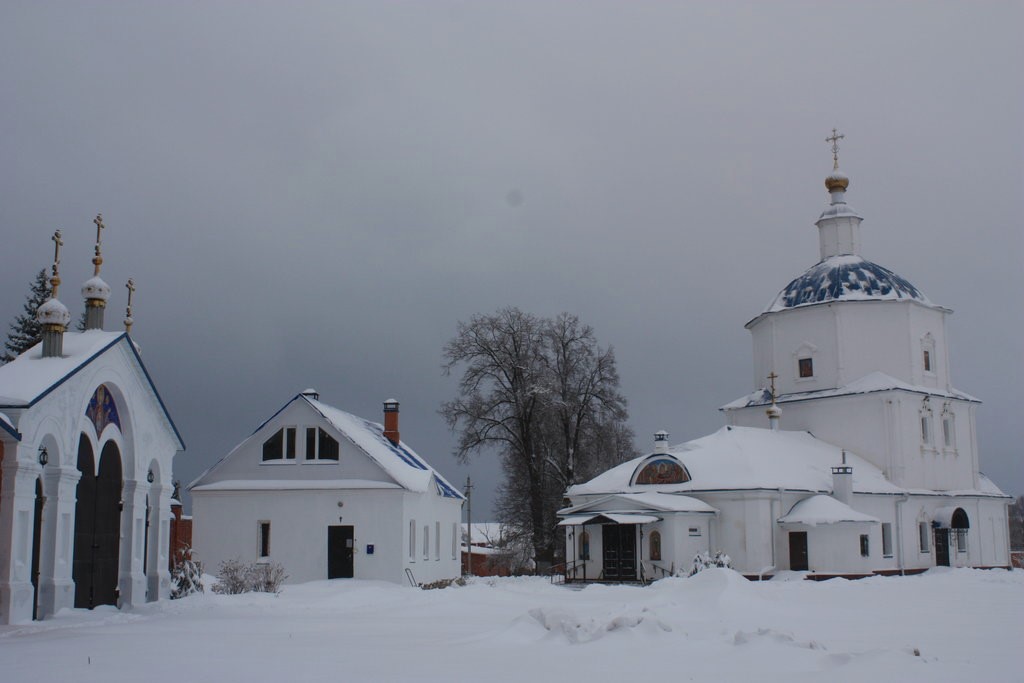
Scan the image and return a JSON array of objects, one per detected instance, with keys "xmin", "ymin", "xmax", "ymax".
[
  {"xmin": 559, "ymin": 141, "xmax": 1011, "ymax": 581},
  {"xmin": 190, "ymin": 391, "xmax": 464, "ymax": 586}
]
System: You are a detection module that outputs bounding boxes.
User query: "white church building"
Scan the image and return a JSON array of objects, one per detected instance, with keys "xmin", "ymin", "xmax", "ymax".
[
  {"xmin": 190, "ymin": 392, "xmax": 464, "ymax": 586},
  {"xmin": 559, "ymin": 139, "xmax": 1012, "ymax": 581},
  {"xmin": 0, "ymin": 221, "xmax": 184, "ymax": 624}
]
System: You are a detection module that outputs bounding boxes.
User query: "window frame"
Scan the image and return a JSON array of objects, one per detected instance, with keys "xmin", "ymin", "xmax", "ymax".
[
  {"xmin": 798, "ymin": 357, "xmax": 814, "ymax": 379},
  {"xmin": 881, "ymin": 522, "xmax": 893, "ymax": 558},
  {"xmin": 409, "ymin": 520, "xmax": 416, "ymax": 561},
  {"xmin": 918, "ymin": 522, "xmax": 930, "ymax": 553},
  {"xmin": 859, "ymin": 533, "xmax": 870, "ymax": 558},
  {"xmin": 649, "ymin": 530, "xmax": 662, "ymax": 562},
  {"xmin": 258, "ymin": 520, "xmax": 271, "ymax": 559}
]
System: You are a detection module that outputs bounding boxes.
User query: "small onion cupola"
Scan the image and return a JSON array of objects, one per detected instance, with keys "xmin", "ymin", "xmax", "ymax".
[
  {"xmin": 81, "ymin": 213, "xmax": 111, "ymax": 331},
  {"xmin": 38, "ymin": 230, "xmax": 71, "ymax": 358}
]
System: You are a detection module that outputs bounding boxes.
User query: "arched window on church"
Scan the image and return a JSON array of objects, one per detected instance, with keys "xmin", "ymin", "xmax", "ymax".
[
  {"xmin": 649, "ymin": 530, "xmax": 662, "ymax": 561},
  {"xmin": 579, "ymin": 531, "xmax": 590, "ymax": 560},
  {"xmin": 633, "ymin": 457, "xmax": 690, "ymax": 485}
]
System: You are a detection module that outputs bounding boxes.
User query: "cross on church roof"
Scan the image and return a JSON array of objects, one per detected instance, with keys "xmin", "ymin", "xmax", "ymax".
[
  {"xmin": 767, "ymin": 371, "xmax": 778, "ymax": 404},
  {"xmin": 50, "ymin": 229, "xmax": 64, "ymax": 296},
  {"xmin": 124, "ymin": 278, "xmax": 136, "ymax": 333},
  {"xmin": 92, "ymin": 213, "xmax": 105, "ymax": 275},
  {"xmin": 826, "ymin": 128, "xmax": 845, "ymax": 170}
]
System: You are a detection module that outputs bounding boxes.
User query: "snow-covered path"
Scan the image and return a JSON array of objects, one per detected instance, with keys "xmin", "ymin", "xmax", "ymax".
[{"xmin": 1, "ymin": 568, "xmax": 1020, "ymax": 683}]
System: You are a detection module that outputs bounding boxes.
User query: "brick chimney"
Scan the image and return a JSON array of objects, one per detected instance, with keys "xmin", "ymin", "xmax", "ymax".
[
  {"xmin": 383, "ymin": 399, "xmax": 400, "ymax": 445},
  {"xmin": 831, "ymin": 450, "xmax": 853, "ymax": 505}
]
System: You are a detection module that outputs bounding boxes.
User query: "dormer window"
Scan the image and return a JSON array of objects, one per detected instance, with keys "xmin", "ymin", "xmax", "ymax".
[
  {"xmin": 798, "ymin": 357, "xmax": 814, "ymax": 378},
  {"xmin": 305, "ymin": 427, "xmax": 340, "ymax": 460},
  {"xmin": 262, "ymin": 427, "xmax": 296, "ymax": 461}
]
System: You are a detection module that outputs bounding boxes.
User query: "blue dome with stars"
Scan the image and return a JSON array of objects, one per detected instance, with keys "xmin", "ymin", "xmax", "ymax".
[{"xmin": 766, "ymin": 255, "xmax": 931, "ymax": 313}]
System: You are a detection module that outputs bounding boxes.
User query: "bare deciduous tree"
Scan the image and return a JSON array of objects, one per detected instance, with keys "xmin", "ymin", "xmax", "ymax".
[{"xmin": 441, "ymin": 307, "xmax": 635, "ymax": 571}]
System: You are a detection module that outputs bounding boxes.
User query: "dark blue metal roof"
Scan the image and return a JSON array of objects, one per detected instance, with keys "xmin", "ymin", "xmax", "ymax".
[{"xmin": 769, "ymin": 256, "xmax": 929, "ymax": 311}]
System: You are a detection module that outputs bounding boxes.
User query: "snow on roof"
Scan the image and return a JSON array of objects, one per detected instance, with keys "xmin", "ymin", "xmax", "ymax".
[
  {"xmin": 0, "ymin": 330, "xmax": 184, "ymax": 449},
  {"xmin": 777, "ymin": 495, "xmax": 879, "ymax": 526},
  {"xmin": 0, "ymin": 411, "xmax": 19, "ymax": 440},
  {"xmin": 764, "ymin": 255, "xmax": 933, "ymax": 314},
  {"xmin": 557, "ymin": 513, "xmax": 661, "ymax": 526},
  {"xmin": 305, "ymin": 397, "xmax": 464, "ymax": 500},
  {"xmin": 560, "ymin": 491, "xmax": 717, "ymax": 515},
  {"xmin": 0, "ymin": 330, "xmax": 124, "ymax": 406},
  {"xmin": 190, "ymin": 479, "xmax": 404, "ymax": 492},
  {"xmin": 720, "ymin": 371, "xmax": 980, "ymax": 411},
  {"xmin": 568, "ymin": 426, "xmax": 902, "ymax": 497}
]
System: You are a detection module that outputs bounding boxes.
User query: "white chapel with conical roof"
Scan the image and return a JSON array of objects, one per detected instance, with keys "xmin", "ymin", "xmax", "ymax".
[{"xmin": 557, "ymin": 134, "xmax": 1011, "ymax": 581}]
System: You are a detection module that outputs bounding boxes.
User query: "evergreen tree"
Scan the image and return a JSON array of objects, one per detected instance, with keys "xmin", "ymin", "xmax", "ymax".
[{"xmin": 2, "ymin": 268, "xmax": 51, "ymax": 363}]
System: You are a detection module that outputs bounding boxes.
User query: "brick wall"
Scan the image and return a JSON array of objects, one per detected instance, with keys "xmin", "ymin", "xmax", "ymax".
[{"xmin": 168, "ymin": 500, "xmax": 193, "ymax": 570}]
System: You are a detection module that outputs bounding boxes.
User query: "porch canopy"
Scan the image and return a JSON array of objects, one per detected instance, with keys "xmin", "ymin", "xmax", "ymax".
[{"xmin": 557, "ymin": 512, "xmax": 661, "ymax": 526}]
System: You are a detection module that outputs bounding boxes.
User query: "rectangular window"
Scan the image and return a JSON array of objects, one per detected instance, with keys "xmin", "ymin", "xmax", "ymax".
[
  {"xmin": 306, "ymin": 427, "xmax": 316, "ymax": 460},
  {"xmin": 258, "ymin": 521, "xmax": 271, "ymax": 558},
  {"xmin": 409, "ymin": 520, "xmax": 416, "ymax": 561},
  {"xmin": 688, "ymin": 527, "xmax": 701, "ymax": 537},
  {"xmin": 859, "ymin": 534, "xmax": 870, "ymax": 557},
  {"xmin": 451, "ymin": 523, "xmax": 458, "ymax": 560},
  {"xmin": 942, "ymin": 417, "xmax": 953, "ymax": 448},
  {"xmin": 285, "ymin": 427, "xmax": 296, "ymax": 459},
  {"xmin": 435, "ymin": 522, "xmax": 441, "ymax": 560},
  {"xmin": 798, "ymin": 357, "xmax": 814, "ymax": 378},
  {"xmin": 923, "ymin": 350, "xmax": 931, "ymax": 372},
  {"xmin": 919, "ymin": 522, "xmax": 930, "ymax": 553},
  {"xmin": 921, "ymin": 416, "xmax": 932, "ymax": 445},
  {"xmin": 956, "ymin": 529, "xmax": 968, "ymax": 553},
  {"xmin": 423, "ymin": 525, "xmax": 430, "ymax": 560},
  {"xmin": 881, "ymin": 523, "xmax": 893, "ymax": 558}
]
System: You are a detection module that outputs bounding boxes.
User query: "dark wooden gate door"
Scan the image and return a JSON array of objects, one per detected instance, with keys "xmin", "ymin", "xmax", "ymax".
[
  {"xmin": 73, "ymin": 438, "xmax": 122, "ymax": 609},
  {"xmin": 73, "ymin": 436, "xmax": 96, "ymax": 608},
  {"xmin": 327, "ymin": 525, "xmax": 355, "ymax": 579},
  {"xmin": 934, "ymin": 529, "xmax": 950, "ymax": 566},
  {"xmin": 31, "ymin": 479, "xmax": 43, "ymax": 620},
  {"xmin": 601, "ymin": 524, "xmax": 637, "ymax": 580},
  {"xmin": 789, "ymin": 531, "xmax": 809, "ymax": 571}
]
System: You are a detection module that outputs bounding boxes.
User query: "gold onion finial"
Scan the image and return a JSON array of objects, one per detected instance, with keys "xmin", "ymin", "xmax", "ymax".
[
  {"xmin": 50, "ymin": 229, "xmax": 64, "ymax": 297},
  {"xmin": 124, "ymin": 278, "xmax": 136, "ymax": 334},
  {"xmin": 825, "ymin": 128, "xmax": 849, "ymax": 192},
  {"xmin": 92, "ymin": 213, "xmax": 105, "ymax": 276}
]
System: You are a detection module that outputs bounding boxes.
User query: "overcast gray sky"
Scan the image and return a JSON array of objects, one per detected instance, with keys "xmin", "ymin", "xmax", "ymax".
[{"xmin": 2, "ymin": 2, "xmax": 1021, "ymax": 515}]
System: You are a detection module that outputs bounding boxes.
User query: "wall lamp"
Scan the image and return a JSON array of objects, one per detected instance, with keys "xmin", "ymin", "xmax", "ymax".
[
  {"xmin": 147, "ymin": 468, "xmax": 155, "ymax": 483},
  {"xmin": 38, "ymin": 445, "xmax": 48, "ymax": 467}
]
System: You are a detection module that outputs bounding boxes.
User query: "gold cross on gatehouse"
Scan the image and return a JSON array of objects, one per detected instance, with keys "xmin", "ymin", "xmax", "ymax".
[
  {"xmin": 826, "ymin": 128, "xmax": 845, "ymax": 170},
  {"xmin": 92, "ymin": 213, "xmax": 105, "ymax": 275},
  {"xmin": 124, "ymin": 278, "xmax": 136, "ymax": 333}
]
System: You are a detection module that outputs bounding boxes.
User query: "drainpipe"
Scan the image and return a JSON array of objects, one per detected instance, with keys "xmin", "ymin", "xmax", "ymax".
[{"xmin": 895, "ymin": 494, "xmax": 908, "ymax": 575}]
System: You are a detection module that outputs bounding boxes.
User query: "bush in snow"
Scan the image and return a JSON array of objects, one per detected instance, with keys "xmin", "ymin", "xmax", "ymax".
[
  {"xmin": 170, "ymin": 545, "xmax": 204, "ymax": 599},
  {"xmin": 250, "ymin": 562, "xmax": 288, "ymax": 593},
  {"xmin": 212, "ymin": 558, "xmax": 287, "ymax": 594},
  {"xmin": 688, "ymin": 550, "xmax": 732, "ymax": 577},
  {"xmin": 212, "ymin": 558, "xmax": 253, "ymax": 595},
  {"xmin": 420, "ymin": 577, "xmax": 467, "ymax": 590}
]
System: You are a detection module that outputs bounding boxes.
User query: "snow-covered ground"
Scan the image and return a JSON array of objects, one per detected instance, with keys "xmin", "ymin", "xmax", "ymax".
[{"xmin": 1, "ymin": 568, "xmax": 1021, "ymax": 682}]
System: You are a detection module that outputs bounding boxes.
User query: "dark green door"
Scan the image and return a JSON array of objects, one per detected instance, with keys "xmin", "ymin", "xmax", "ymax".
[{"xmin": 601, "ymin": 524, "xmax": 637, "ymax": 580}]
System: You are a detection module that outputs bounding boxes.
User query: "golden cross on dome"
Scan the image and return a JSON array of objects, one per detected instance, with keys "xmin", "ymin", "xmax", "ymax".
[
  {"xmin": 826, "ymin": 128, "xmax": 845, "ymax": 170},
  {"xmin": 767, "ymin": 371, "xmax": 779, "ymax": 404},
  {"xmin": 92, "ymin": 213, "xmax": 105, "ymax": 275},
  {"xmin": 50, "ymin": 230, "xmax": 64, "ymax": 296},
  {"xmin": 124, "ymin": 278, "xmax": 136, "ymax": 333}
]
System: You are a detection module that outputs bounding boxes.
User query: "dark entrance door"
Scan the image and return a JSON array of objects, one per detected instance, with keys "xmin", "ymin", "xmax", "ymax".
[
  {"xmin": 601, "ymin": 524, "xmax": 637, "ymax": 581},
  {"xmin": 327, "ymin": 525, "xmax": 355, "ymax": 579},
  {"xmin": 789, "ymin": 531, "xmax": 809, "ymax": 571},
  {"xmin": 73, "ymin": 437, "xmax": 122, "ymax": 608},
  {"xmin": 31, "ymin": 479, "xmax": 43, "ymax": 620},
  {"xmin": 934, "ymin": 529, "xmax": 950, "ymax": 567}
]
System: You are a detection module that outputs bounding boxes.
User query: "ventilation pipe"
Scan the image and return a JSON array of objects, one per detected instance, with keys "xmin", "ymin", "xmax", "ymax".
[{"xmin": 831, "ymin": 450, "xmax": 853, "ymax": 505}]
